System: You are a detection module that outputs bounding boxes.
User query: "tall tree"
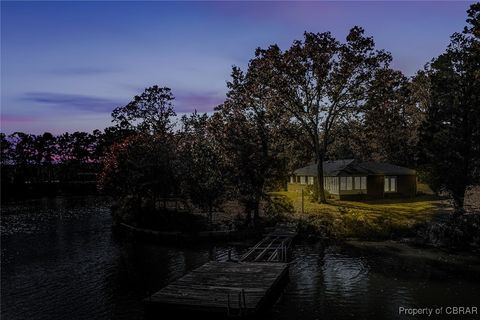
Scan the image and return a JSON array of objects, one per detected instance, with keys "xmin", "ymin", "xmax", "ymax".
[
  {"xmin": 213, "ymin": 65, "xmax": 290, "ymax": 225},
  {"xmin": 111, "ymin": 85, "xmax": 176, "ymax": 134},
  {"xmin": 178, "ymin": 112, "xmax": 227, "ymax": 223},
  {"xmin": 418, "ymin": 3, "xmax": 480, "ymax": 214},
  {"xmin": 99, "ymin": 132, "xmax": 179, "ymax": 201},
  {"xmin": 254, "ymin": 28, "xmax": 391, "ymax": 202},
  {"xmin": 351, "ymin": 68, "xmax": 424, "ymax": 166}
]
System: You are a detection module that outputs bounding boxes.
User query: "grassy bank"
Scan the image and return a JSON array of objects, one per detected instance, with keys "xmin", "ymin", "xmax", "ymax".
[{"xmin": 271, "ymin": 191, "xmax": 439, "ymax": 240}]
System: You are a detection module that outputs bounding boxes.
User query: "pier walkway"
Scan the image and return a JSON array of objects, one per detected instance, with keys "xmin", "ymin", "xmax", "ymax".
[{"xmin": 145, "ymin": 223, "xmax": 297, "ymax": 318}]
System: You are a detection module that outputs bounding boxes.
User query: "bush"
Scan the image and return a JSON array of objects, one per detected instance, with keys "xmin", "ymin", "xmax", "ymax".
[
  {"xmin": 263, "ymin": 194, "xmax": 295, "ymax": 223},
  {"xmin": 418, "ymin": 213, "xmax": 480, "ymax": 248},
  {"xmin": 305, "ymin": 183, "xmax": 332, "ymax": 202}
]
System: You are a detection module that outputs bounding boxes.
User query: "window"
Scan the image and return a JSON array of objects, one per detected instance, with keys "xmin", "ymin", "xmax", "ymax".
[
  {"xmin": 354, "ymin": 177, "xmax": 361, "ymax": 190},
  {"xmin": 308, "ymin": 176, "xmax": 314, "ymax": 185},
  {"xmin": 346, "ymin": 177, "xmax": 353, "ymax": 190},
  {"xmin": 290, "ymin": 176, "xmax": 294, "ymax": 183},
  {"xmin": 390, "ymin": 177, "xmax": 396, "ymax": 192},
  {"xmin": 327, "ymin": 177, "xmax": 332, "ymax": 191},
  {"xmin": 300, "ymin": 176, "xmax": 306, "ymax": 185},
  {"xmin": 361, "ymin": 177, "xmax": 367, "ymax": 190},
  {"xmin": 340, "ymin": 177, "xmax": 346, "ymax": 190},
  {"xmin": 384, "ymin": 176, "xmax": 397, "ymax": 192}
]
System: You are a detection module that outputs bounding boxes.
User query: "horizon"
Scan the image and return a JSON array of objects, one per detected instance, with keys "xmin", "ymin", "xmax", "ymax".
[{"xmin": 1, "ymin": 1, "xmax": 474, "ymax": 134}]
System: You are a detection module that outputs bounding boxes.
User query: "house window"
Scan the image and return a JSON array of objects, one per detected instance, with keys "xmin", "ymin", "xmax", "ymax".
[
  {"xmin": 340, "ymin": 177, "xmax": 346, "ymax": 190},
  {"xmin": 308, "ymin": 176, "xmax": 314, "ymax": 185},
  {"xmin": 361, "ymin": 176, "xmax": 367, "ymax": 190},
  {"xmin": 300, "ymin": 176, "xmax": 306, "ymax": 185},
  {"xmin": 354, "ymin": 177, "xmax": 361, "ymax": 189},
  {"xmin": 346, "ymin": 177, "xmax": 352, "ymax": 190},
  {"xmin": 384, "ymin": 176, "xmax": 397, "ymax": 192}
]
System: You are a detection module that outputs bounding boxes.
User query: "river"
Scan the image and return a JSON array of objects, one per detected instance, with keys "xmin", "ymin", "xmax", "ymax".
[{"xmin": 1, "ymin": 196, "xmax": 479, "ymax": 320}]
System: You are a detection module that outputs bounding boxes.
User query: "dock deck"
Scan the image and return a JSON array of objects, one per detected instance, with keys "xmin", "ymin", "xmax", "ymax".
[
  {"xmin": 146, "ymin": 261, "xmax": 288, "ymax": 317},
  {"xmin": 145, "ymin": 224, "xmax": 297, "ymax": 318}
]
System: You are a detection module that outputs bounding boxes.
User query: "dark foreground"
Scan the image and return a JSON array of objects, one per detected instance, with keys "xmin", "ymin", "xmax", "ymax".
[{"xmin": 1, "ymin": 196, "xmax": 479, "ymax": 320}]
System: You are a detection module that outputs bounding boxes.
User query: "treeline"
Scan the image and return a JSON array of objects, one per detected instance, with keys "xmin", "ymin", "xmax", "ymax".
[
  {"xmin": 2, "ymin": 4, "xmax": 479, "ymax": 225},
  {"xmin": 0, "ymin": 128, "xmax": 131, "ymax": 198}
]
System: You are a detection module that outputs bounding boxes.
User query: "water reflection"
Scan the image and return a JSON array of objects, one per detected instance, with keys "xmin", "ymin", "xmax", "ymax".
[{"xmin": 2, "ymin": 197, "xmax": 479, "ymax": 320}]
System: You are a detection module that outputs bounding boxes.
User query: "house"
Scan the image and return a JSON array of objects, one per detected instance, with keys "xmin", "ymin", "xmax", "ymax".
[{"xmin": 288, "ymin": 159, "xmax": 417, "ymax": 200}]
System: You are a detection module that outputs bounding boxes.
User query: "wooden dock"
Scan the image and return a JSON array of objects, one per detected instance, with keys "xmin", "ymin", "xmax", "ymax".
[{"xmin": 145, "ymin": 224, "xmax": 297, "ymax": 318}]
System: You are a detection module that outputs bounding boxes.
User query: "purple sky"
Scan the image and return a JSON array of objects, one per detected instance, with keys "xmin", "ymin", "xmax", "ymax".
[{"xmin": 1, "ymin": 1, "xmax": 474, "ymax": 134}]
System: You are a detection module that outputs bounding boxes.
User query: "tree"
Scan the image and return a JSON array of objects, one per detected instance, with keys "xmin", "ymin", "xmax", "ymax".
[
  {"xmin": 254, "ymin": 27, "xmax": 391, "ymax": 202},
  {"xmin": 1, "ymin": 133, "xmax": 12, "ymax": 165},
  {"xmin": 418, "ymin": 3, "xmax": 480, "ymax": 214},
  {"xmin": 177, "ymin": 112, "xmax": 227, "ymax": 223},
  {"xmin": 212, "ymin": 65, "xmax": 291, "ymax": 225},
  {"xmin": 99, "ymin": 132, "xmax": 179, "ymax": 200},
  {"xmin": 111, "ymin": 85, "xmax": 176, "ymax": 134},
  {"xmin": 9, "ymin": 132, "xmax": 37, "ymax": 166},
  {"xmin": 344, "ymin": 68, "xmax": 425, "ymax": 167},
  {"xmin": 33, "ymin": 132, "xmax": 57, "ymax": 182}
]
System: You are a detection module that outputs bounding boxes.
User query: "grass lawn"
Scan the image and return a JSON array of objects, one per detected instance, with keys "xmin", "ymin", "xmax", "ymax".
[{"xmin": 271, "ymin": 190, "xmax": 439, "ymax": 240}]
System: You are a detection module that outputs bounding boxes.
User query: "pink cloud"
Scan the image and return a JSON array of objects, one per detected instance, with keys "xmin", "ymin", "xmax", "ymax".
[{"xmin": 1, "ymin": 114, "xmax": 36, "ymax": 123}]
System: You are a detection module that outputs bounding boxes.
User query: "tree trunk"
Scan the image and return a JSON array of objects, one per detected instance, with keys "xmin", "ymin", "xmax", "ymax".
[{"xmin": 316, "ymin": 155, "xmax": 327, "ymax": 203}]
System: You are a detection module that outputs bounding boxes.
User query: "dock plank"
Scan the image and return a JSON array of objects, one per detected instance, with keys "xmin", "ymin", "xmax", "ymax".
[{"xmin": 145, "ymin": 224, "xmax": 297, "ymax": 318}]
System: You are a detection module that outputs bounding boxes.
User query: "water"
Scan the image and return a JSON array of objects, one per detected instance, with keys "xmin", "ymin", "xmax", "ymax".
[{"xmin": 2, "ymin": 197, "xmax": 479, "ymax": 320}]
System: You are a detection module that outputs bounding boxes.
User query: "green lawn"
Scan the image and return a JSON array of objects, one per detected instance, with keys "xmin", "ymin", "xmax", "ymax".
[{"xmin": 271, "ymin": 190, "xmax": 438, "ymax": 239}]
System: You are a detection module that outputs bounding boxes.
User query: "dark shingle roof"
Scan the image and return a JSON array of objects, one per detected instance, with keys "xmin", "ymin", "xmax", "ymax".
[
  {"xmin": 294, "ymin": 159, "xmax": 415, "ymax": 176},
  {"xmin": 357, "ymin": 162, "xmax": 416, "ymax": 175}
]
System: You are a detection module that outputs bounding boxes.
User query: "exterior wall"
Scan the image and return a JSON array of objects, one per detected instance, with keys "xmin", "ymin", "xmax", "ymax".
[
  {"xmin": 289, "ymin": 173, "xmax": 416, "ymax": 199},
  {"xmin": 367, "ymin": 175, "xmax": 384, "ymax": 199},
  {"xmin": 396, "ymin": 175, "xmax": 417, "ymax": 197}
]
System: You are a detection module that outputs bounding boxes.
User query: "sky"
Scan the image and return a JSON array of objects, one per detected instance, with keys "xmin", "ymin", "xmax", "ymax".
[{"xmin": 1, "ymin": 1, "xmax": 475, "ymax": 134}]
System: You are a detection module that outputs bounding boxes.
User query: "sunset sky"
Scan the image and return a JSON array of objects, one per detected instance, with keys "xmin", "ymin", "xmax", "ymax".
[{"xmin": 1, "ymin": 1, "xmax": 474, "ymax": 134}]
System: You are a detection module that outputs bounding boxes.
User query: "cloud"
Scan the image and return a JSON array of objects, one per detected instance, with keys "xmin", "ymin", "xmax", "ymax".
[
  {"xmin": 22, "ymin": 92, "xmax": 123, "ymax": 113},
  {"xmin": 1, "ymin": 114, "xmax": 36, "ymax": 123}
]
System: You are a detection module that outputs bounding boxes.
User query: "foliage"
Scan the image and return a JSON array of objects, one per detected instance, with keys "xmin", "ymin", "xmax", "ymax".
[
  {"xmin": 111, "ymin": 85, "xmax": 176, "ymax": 134},
  {"xmin": 330, "ymin": 69, "xmax": 425, "ymax": 167},
  {"xmin": 417, "ymin": 3, "xmax": 480, "ymax": 214},
  {"xmin": 263, "ymin": 194, "xmax": 295, "ymax": 222},
  {"xmin": 251, "ymin": 27, "xmax": 391, "ymax": 203},
  {"xmin": 177, "ymin": 112, "xmax": 227, "ymax": 222},
  {"xmin": 419, "ymin": 214, "xmax": 480, "ymax": 248},
  {"xmin": 211, "ymin": 65, "xmax": 293, "ymax": 226},
  {"xmin": 98, "ymin": 133, "xmax": 179, "ymax": 199}
]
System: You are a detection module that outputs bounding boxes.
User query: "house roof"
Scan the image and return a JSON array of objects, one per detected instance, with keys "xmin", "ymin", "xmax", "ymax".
[{"xmin": 293, "ymin": 159, "xmax": 416, "ymax": 176}]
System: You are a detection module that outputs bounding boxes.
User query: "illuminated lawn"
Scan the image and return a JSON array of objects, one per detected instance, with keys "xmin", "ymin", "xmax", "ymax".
[{"xmin": 271, "ymin": 190, "xmax": 439, "ymax": 239}]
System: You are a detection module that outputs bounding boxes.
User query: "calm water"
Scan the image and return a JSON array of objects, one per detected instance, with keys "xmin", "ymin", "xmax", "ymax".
[{"xmin": 1, "ymin": 197, "xmax": 479, "ymax": 320}]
